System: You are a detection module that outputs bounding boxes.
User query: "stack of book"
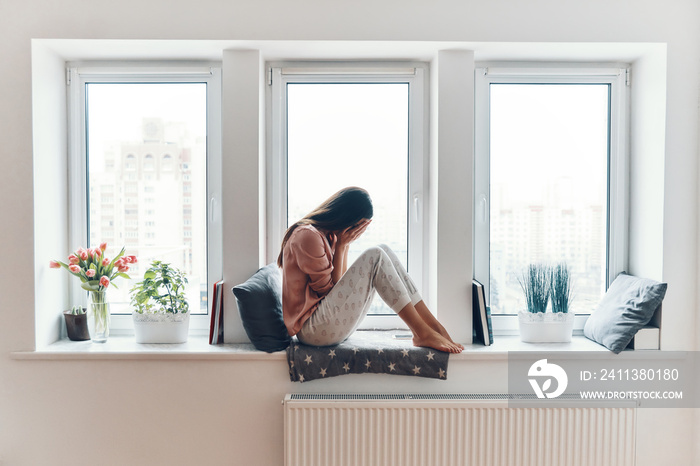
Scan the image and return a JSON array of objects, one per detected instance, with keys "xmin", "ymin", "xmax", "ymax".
[{"xmin": 209, "ymin": 280, "xmax": 224, "ymax": 344}]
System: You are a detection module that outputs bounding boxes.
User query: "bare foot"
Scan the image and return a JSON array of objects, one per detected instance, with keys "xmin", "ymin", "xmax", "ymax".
[
  {"xmin": 414, "ymin": 301, "xmax": 465, "ymax": 350},
  {"xmin": 398, "ymin": 302, "xmax": 464, "ymax": 353},
  {"xmin": 412, "ymin": 329, "xmax": 463, "ymax": 353},
  {"xmin": 430, "ymin": 322, "xmax": 465, "ymax": 350}
]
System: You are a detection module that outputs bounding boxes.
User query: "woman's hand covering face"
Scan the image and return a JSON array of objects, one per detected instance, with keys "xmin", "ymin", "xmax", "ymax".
[{"xmin": 338, "ymin": 219, "xmax": 371, "ymax": 246}]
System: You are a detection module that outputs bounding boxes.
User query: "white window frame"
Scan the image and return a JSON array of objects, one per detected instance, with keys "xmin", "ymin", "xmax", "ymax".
[
  {"xmin": 474, "ymin": 63, "xmax": 630, "ymax": 334},
  {"xmin": 267, "ymin": 62, "xmax": 430, "ymax": 329},
  {"xmin": 67, "ymin": 62, "xmax": 223, "ymax": 334}
]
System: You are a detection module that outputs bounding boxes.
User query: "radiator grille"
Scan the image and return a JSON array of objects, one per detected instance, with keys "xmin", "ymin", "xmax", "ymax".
[
  {"xmin": 287, "ymin": 393, "xmax": 585, "ymax": 401},
  {"xmin": 284, "ymin": 394, "xmax": 636, "ymax": 466}
]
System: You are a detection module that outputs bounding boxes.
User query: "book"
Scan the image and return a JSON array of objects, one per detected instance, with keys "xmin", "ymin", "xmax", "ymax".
[
  {"xmin": 209, "ymin": 280, "xmax": 224, "ymax": 344},
  {"xmin": 629, "ymin": 325, "xmax": 659, "ymax": 350},
  {"xmin": 472, "ymin": 279, "xmax": 491, "ymax": 346},
  {"xmin": 485, "ymin": 306, "xmax": 493, "ymax": 345},
  {"xmin": 209, "ymin": 280, "xmax": 219, "ymax": 344},
  {"xmin": 216, "ymin": 281, "xmax": 224, "ymax": 343}
]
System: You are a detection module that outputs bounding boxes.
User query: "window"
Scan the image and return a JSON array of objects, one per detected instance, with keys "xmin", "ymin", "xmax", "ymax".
[
  {"xmin": 143, "ymin": 154, "xmax": 155, "ymax": 171},
  {"xmin": 474, "ymin": 64, "xmax": 629, "ymax": 331},
  {"xmin": 162, "ymin": 154, "xmax": 174, "ymax": 171},
  {"xmin": 269, "ymin": 64, "xmax": 428, "ymax": 322},
  {"xmin": 68, "ymin": 63, "xmax": 222, "ymax": 332},
  {"xmin": 125, "ymin": 154, "xmax": 136, "ymax": 171}
]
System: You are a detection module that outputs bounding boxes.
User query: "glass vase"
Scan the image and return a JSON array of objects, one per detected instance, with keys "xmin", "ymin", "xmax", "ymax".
[{"xmin": 89, "ymin": 291, "xmax": 110, "ymax": 343}]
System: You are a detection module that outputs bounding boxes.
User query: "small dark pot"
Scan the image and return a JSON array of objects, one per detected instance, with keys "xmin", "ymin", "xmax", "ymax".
[{"xmin": 63, "ymin": 310, "xmax": 90, "ymax": 341}]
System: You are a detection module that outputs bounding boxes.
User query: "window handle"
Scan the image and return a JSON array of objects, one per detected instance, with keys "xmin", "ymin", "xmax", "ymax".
[
  {"xmin": 412, "ymin": 193, "xmax": 421, "ymax": 223},
  {"xmin": 478, "ymin": 194, "xmax": 488, "ymax": 223},
  {"xmin": 209, "ymin": 196, "xmax": 218, "ymax": 223}
]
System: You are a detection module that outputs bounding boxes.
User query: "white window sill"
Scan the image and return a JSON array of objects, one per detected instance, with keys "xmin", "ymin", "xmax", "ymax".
[
  {"xmin": 9, "ymin": 333, "xmax": 637, "ymax": 361},
  {"xmin": 11, "ymin": 335, "xmax": 286, "ymax": 361}
]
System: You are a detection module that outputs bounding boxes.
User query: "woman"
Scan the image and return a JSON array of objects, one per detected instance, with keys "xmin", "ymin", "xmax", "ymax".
[{"xmin": 278, "ymin": 187, "xmax": 463, "ymax": 353}]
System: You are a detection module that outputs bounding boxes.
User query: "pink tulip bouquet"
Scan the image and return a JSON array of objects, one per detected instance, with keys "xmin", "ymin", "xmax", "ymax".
[
  {"xmin": 50, "ymin": 242, "xmax": 137, "ymax": 292},
  {"xmin": 50, "ymin": 243, "xmax": 136, "ymax": 342}
]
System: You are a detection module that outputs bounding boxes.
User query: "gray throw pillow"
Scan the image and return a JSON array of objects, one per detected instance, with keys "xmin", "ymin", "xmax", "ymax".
[
  {"xmin": 583, "ymin": 273, "xmax": 667, "ymax": 353},
  {"xmin": 232, "ymin": 263, "xmax": 291, "ymax": 352}
]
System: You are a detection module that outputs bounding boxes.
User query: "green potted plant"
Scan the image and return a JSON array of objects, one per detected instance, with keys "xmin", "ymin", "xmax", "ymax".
[
  {"xmin": 130, "ymin": 261, "xmax": 190, "ymax": 344},
  {"xmin": 517, "ymin": 263, "xmax": 574, "ymax": 343}
]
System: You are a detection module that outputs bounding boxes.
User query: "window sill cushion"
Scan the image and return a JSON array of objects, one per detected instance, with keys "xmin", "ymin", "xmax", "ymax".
[
  {"xmin": 583, "ymin": 273, "xmax": 667, "ymax": 354},
  {"xmin": 232, "ymin": 263, "xmax": 291, "ymax": 353},
  {"xmin": 287, "ymin": 331, "xmax": 449, "ymax": 383}
]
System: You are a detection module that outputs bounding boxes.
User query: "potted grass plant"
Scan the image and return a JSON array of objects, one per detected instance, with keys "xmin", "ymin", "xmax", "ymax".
[
  {"xmin": 130, "ymin": 261, "xmax": 190, "ymax": 344},
  {"xmin": 63, "ymin": 305, "xmax": 90, "ymax": 341},
  {"xmin": 518, "ymin": 263, "xmax": 575, "ymax": 343},
  {"xmin": 550, "ymin": 263, "xmax": 574, "ymax": 314}
]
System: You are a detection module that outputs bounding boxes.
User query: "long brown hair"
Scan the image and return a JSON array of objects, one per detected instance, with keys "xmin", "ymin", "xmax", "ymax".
[{"xmin": 277, "ymin": 187, "xmax": 374, "ymax": 267}]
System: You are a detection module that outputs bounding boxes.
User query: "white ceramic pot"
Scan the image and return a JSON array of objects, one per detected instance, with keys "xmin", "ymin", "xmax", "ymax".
[
  {"xmin": 518, "ymin": 311, "xmax": 574, "ymax": 343},
  {"xmin": 132, "ymin": 312, "xmax": 190, "ymax": 344}
]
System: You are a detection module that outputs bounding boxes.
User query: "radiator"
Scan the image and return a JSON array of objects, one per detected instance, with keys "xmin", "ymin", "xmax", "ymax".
[{"xmin": 283, "ymin": 394, "xmax": 636, "ymax": 466}]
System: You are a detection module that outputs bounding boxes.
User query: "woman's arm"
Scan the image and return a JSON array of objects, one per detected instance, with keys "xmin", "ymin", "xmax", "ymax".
[
  {"xmin": 331, "ymin": 242, "xmax": 349, "ymax": 285},
  {"xmin": 291, "ymin": 227, "xmax": 335, "ymax": 296},
  {"xmin": 331, "ymin": 219, "xmax": 371, "ymax": 284}
]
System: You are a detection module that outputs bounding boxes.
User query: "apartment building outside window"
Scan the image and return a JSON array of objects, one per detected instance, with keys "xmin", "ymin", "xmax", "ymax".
[
  {"xmin": 474, "ymin": 64, "xmax": 629, "ymax": 331},
  {"xmin": 68, "ymin": 64, "xmax": 222, "ymax": 331}
]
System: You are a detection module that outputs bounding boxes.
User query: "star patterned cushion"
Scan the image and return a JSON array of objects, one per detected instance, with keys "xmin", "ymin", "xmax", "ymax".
[{"xmin": 287, "ymin": 330, "xmax": 449, "ymax": 382}]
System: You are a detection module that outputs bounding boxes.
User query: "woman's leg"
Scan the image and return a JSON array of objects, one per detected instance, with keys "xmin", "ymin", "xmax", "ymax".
[
  {"xmin": 298, "ymin": 246, "xmax": 410, "ymax": 346},
  {"xmin": 298, "ymin": 246, "xmax": 463, "ymax": 353},
  {"xmin": 377, "ymin": 244, "xmax": 464, "ymax": 350},
  {"xmin": 376, "ymin": 244, "xmax": 421, "ymax": 305}
]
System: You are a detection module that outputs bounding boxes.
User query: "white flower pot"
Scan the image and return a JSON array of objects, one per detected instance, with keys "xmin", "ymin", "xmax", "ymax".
[
  {"xmin": 518, "ymin": 311, "xmax": 574, "ymax": 343},
  {"xmin": 132, "ymin": 312, "xmax": 190, "ymax": 344}
]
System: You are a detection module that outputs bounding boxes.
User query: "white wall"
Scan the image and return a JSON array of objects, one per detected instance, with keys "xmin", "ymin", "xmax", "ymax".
[
  {"xmin": 628, "ymin": 46, "xmax": 667, "ymax": 282},
  {"xmin": 221, "ymin": 49, "xmax": 265, "ymax": 343},
  {"xmin": 433, "ymin": 50, "xmax": 475, "ymax": 345},
  {"xmin": 1, "ymin": 0, "xmax": 699, "ymax": 465},
  {"xmin": 31, "ymin": 41, "xmax": 70, "ymax": 346}
]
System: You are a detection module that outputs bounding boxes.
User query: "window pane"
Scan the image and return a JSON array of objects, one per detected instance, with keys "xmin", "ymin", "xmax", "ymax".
[
  {"xmin": 86, "ymin": 83, "xmax": 208, "ymax": 314},
  {"xmin": 286, "ymin": 83, "xmax": 409, "ymax": 315},
  {"xmin": 489, "ymin": 84, "xmax": 609, "ymax": 314}
]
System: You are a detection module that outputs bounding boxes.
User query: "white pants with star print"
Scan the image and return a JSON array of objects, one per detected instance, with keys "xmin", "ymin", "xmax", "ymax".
[{"xmin": 297, "ymin": 244, "xmax": 421, "ymax": 346}]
